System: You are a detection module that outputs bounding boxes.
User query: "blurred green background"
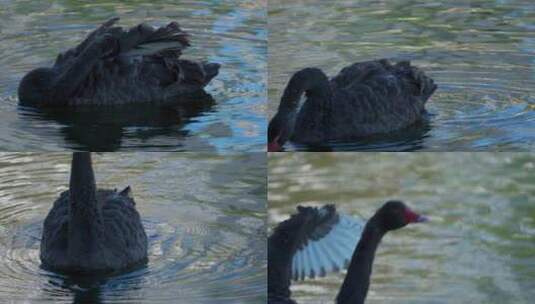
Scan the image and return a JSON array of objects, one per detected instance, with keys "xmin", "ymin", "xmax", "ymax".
[{"xmin": 269, "ymin": 152, "xmax": 535, "ymax": 303}]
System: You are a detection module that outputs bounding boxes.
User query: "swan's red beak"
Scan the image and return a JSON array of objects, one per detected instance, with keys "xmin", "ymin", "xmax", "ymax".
[
  {"xmin": 404, "ymin": 208, "xmax": 428, "ymax": 223},
  {"xmin": 268, "ymin": 141, "xmax": 281, "ymax": 152},
  {"xmin": 268, "ymin": 135, "xmax": 282, "ymax": 152}
]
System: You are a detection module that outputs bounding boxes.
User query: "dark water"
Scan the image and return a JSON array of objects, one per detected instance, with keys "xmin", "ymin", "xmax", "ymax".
[
  {"xmin": 0, "ymin": 0, "xmax": 266, "ymax": 151},
  {"xmin": 269, "ymin": 152, "xmax": 535, "ymax": 303},
  {"xmin": 268, "ymin": 0, "xmax": 535, "ymax": 151},
  {"xmin": 0, "ymin": 153, "xmax": 266, "ymax": 303}
]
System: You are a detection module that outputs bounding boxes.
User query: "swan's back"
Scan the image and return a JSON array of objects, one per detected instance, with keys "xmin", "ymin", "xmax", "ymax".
[
  {"xmin": 70, "ymin": 57, "xmax": 219, "ymax": 106},
  {"xmin": 98, "ymin": 189, "xmax": 147, "ymax": 267},
  {"xmin": 19, "ymin": 18, "xmax": 219, "ymax": 106},
  {"xmin": 294, "ymin": 60, "xmax": 436, "ymax": 142},
  {"xmin": 65, "ymin": 20, "xmax": 218, "ymax": 105},
  {"xmin": 40, "ymin": 188, "xmax": 147, "ymax": 273}
]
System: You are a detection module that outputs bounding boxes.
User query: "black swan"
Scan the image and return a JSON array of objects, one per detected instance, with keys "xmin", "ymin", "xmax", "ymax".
[
  {"xmin": 18, "ymin": 17, "xmax": 220, "ymax": 107},
  {"xmin": 268, "ymin": 60, "xmax": 437, "ymax": 151},
  {"xmin": 268, "ymin": 201, "xmax": 427, "ymax": 304},
  {"xmin": 40, "ymin": 152, "xmax": 148, "ymax": 274}
]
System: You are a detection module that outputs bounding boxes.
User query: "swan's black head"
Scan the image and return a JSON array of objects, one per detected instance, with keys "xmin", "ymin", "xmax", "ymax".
[
  {"xmin": 374, "ymin": 200, "xmax": 428, "ymax": 231},
  {"xmin": 18, "ymin": 67, "xmax": 55, "ymax": 106},
  {"xmin": 268, "ymin": 111, "xmax": 295, "ymax": 152}
]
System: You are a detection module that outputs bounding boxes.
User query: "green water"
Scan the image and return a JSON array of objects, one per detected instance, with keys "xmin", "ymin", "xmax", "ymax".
[{"xmin": 269, "ymin": 152, "xmax": 535, "ymax": 303}]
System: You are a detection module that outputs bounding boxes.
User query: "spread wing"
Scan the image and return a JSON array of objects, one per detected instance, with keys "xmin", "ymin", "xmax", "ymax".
[{"xmin": 288, "ymin": 205, "xmax": 364, "ymax": 281}]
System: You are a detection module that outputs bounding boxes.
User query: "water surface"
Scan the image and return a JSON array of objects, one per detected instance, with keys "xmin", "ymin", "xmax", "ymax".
[
  {"xmin": 0, "ymin": 152, "xmax": 266, "ymax": 303},
  {"xmin": 269, "ymin": 152, "xmax": 535, "ymax": 303},
  {"xmin": 269, "ymin": 0, "xmax": 535, "ymax": 151},
  {"xmin": 0, "ymin": 0, "xmax": 266, "ymax": 151}
]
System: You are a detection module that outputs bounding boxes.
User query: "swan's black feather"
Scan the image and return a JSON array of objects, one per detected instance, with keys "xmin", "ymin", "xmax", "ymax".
[
  {"xmin": 18, "ymin": 18, "xmax": 219, "ymax": 107},
  {"xmin": 40, "ymin": 188, "xmax": 147, "ymax": 274},
  {"xmin": 40, "ymin": 153, "xmax": 147, "ymax": 274},
  {"xmin": 268, "ymin": 59, "xmax": 436, "ymax": 148},
  {"xmin": 268, "ymin": 201, "xmax": 427, "ymax": 304},
  {"xmin": 269, "ymin": 205, "xmax": 358, "ymax": 303}
]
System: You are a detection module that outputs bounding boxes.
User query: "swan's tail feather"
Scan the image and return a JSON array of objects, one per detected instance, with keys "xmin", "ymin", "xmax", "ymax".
[
  {"xmin": 145, "ymin": 21, "xmax": 190, "ymax": 45},
  {"xmin": 393, "ymin": 60, "xmax": 437, "ymax": 102},
  {"xmin": 165, "ymin": 60, "xmax": 220, "ymax": 87},
  {"xmin": 202, "ymin": 62, "xmax": 220, "ymax": 85}
]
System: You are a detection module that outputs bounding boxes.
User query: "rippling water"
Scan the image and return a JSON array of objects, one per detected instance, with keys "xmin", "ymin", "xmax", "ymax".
[
  {"xmin": 0, "ymin": 0, "xmax": 266, "ymax": 151},
  {"xmin": 269, "ymin": 152, "xmax": 535, "ymax": 303},
  {"xmin": 0, "ymin": 153, "xmax": 266, "ymax": 303},
  {"xmin": 268, "ymin": 0, "xmax": 535, "ymax": 151}
]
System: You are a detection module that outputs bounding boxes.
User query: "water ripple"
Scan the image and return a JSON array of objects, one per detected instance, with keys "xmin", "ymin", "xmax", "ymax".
[
  {"xmin": 269, "ymin": 0, "xmax": 535, "ymax": 151},
  {"xmin": 0, "ymin": 0, "xmax": 266, "ymax": 151},
  {"xmin": 0, "ymin": 153, "xmax": 266, "ymax": 303}
]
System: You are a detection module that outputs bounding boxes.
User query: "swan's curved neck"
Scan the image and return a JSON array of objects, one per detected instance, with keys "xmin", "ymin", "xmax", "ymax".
[
  {"xmin": 68, "ymin": 152, "xmax": 101, "ymax": 258},
  {"xmin": 267, "ymin": 219, "xmax": 303, "ymax": 301},
  {"xmin": 69, "ymin": 152, "xmax": 96, "ymax": 203},
  {"xmin": 278, "ymin": 68, "xmax": 332, "ymax": 114},
  {"xmin": 336, "ymin": 215, "xmax": 386, "ymax": 304},
  {"xmin": 270, "ymin": 68, "xmax": 332, "ymax": 145}
]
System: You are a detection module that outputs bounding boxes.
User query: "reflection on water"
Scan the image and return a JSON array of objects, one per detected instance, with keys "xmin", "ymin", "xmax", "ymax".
[
  {"xmin": 268, "ymin": 152, "xmax": 535, "ymax": 303},
  {"xmin": 0, "ymin": 153, "xmax": 266, "ymax": 303},
  {"xmin": 0, "ymin": 0, "xmax": 266, "ymax": 151},
  {"xmin": 17, "ymin": 95, "xmax": 216, "ymax": 151},
  {"xmin": 269, "ymin": 0, "xmax": 535, "ymax": 151}
]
